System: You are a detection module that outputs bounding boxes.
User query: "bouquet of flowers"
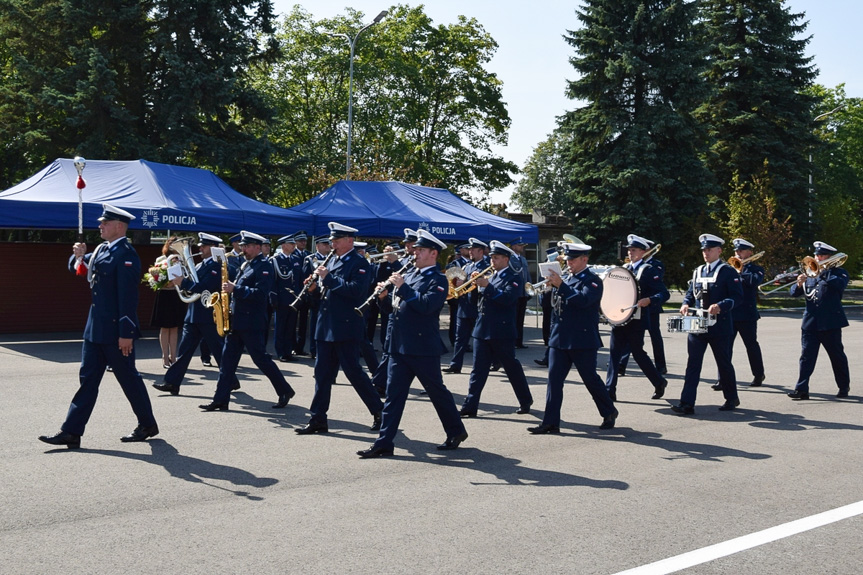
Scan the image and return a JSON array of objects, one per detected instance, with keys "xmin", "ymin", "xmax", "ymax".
[{"xmin": 143, "ymin": 255, "xmax": 170, "ymax": 291}]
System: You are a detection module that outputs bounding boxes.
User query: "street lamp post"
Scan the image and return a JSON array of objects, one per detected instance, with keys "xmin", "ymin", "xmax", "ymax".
[
  {"xmin": 808, "ymin": 105, "xmax": 844, "ymax": 233},
  {"xmin": 328, "ymin": 10, "xmax": 387, "ymax": 180}
]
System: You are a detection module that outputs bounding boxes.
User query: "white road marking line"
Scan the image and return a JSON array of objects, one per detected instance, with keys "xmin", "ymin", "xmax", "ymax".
[{"xmin": 612, "ymin": 500, "xmax": 863, "ymax": 575}]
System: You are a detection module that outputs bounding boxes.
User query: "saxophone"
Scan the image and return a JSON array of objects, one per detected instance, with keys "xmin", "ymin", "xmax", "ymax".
[{"xmin": 204, "ymin": 249, "xmax": 231, "ymax": 336}]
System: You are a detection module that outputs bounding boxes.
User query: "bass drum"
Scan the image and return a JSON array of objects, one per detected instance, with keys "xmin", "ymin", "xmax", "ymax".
[{"xmin": 600, "ymin": 266, "xmax": 638, "ymax": 327}]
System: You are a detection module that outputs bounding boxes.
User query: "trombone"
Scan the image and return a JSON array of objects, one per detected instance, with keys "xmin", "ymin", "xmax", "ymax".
[
  {"xmin": 728, "ymin": 250, "xmax": 765, "ymax": 273},
  {"xmin": 624, "ymin": 243, "xmax": 662, "ymax": 264},
  {"xmin": 757, "ymin": 252, "xmax": 848, "ymax": 295}
]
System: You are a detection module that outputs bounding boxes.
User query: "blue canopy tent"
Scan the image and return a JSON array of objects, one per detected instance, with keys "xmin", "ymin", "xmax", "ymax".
[
  {"xmin": 0, "ymin": 159, "xmax": 308, "ymax": 235},
  {"xmin": 288, "ymin": 180, "xmax": 538, "ymax": 243}
]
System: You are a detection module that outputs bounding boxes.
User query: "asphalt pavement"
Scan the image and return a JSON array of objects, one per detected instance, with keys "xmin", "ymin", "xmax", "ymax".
[{"xmin": 2, "ymin": 309, "xmax": 862, "ymax": 574}]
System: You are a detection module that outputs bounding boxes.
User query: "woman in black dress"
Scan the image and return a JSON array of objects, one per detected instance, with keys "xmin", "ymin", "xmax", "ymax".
[{"xmin": 150, "ymin": 237, "xmax": 187, "ymax": 367}]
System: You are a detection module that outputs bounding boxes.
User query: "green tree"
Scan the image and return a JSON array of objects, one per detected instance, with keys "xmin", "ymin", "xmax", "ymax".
[
  {"xmin": 0, "ymin": 0, "xmax": 284, "ymax": 198},
  {"xmin": 254, "ymin": 5, "xmax": 517, "ymax": 205},
  {"xmin": 561, "ymin": 0, "xmax": 714, "ymax": 263},
  {"xmin": 511, "ymin": 129, "xmax": 573, "ymax": 215},
  {"xmin": 718, "ymin": 167, "xmax": 795, "ymax": 278},
  {"xmin": 698, "ymin": 0, "xmax": 819, "ymax": 235}
]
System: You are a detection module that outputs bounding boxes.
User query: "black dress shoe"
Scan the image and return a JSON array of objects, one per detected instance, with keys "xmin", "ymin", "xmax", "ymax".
[
  {"xmin": 357, "ymin": 445, "xmax": 394, "ymax": 458},
  {"xmin": 38, "ymin": 431, "xmax": 81, "ymax": 449},
  {"xmin": 837, "ymin": 388, "xmax": 850, "ymax": 398},
  {"xmin": 527, "ymin": 424, "xmax": 560, "ymax": 434},
  {"xmin": 295, "ymin": 421, "xmax": 328, "ymax": 435},
  {"xmin": 787, "ymin": 390, "xmax": 810, "ymax": 400},
  {"xmin": 651, "ymin": 379, "xmax": 667, "ymax": 400},
  {"xmin": 671, "ymin": 403, "xmax": 695, "ymax": 415},
  {"xmin": 201, "ymin": 359, "xmax": 213, "ymax": 367},
  {"xmin": 718, "ymin": 399, "xmax": 740, "ymax": 411},
  {"xmin": 515, "ymin": 344, "xmax": 528, "ymax": 349},
  {"xmin": 711, "ymin": 381, "xmax": 722, "ymax": 391},
  {"xmin": 750, "ymin": 375, "xmax": 765, "ymax": 387},
  {"xmin": 515, "ymin": 404, "xmax": 532, "ymax": 415},
  {"xmin": 618, "ymin": 365, "xmax": 626, "ymax": 377},
  {"xmin": 437, "ymin": 431, "xmax": 468, "ymax": 450},
  {"xmin": 272, "ymin": 392, "xmax": 295, "ymax": 409},
  {"xmin": 199, "ymin": 402, "xmax": 228, "ymax": 411},
  {"xmin": 279, "ymin": 355, "xmax": 295, "ymax": 362},
  {"xmin": 599, "ymin": 409, "xmax": 618, "ymax": 430},
  {"xmin": 152, "ymin": 382, "xmax": 180, "ymax": 396},
  {"xmin": 489, "ymin": 363, "xmax": 501, "ymax": 372},
  {"xmin": 310, "ymin": 352, "xmax": 316, "ymax": 360},
  {"xmin": 294, "ymin": 350, "xmax": 309, "ymax": 356},
  {"xmin": 442, "ymin": 366, "xmax": 461, "ymax": 374},
  {"xmin": 231, "ymin": 381, "xmax": 241, "ymax": 391},
  {"xmin": 459, "ymin": 408, "xmax": 477, "ymax": 418},
  {"xmin": 370, "ymin": 412, "xmax": 382, "ymax": 431},
  {"xmin": 121, "ymin": 424, "xmax": 159, "ymax": 442},
  {"xmin": 534, "ymin": 358, "xmax": 548, "ymax": 367}
]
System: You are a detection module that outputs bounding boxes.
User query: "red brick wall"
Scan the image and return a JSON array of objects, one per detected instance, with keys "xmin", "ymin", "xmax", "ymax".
[{"xmin": 0, "ymin": 243, "xmax": 166, "ymax": 334}]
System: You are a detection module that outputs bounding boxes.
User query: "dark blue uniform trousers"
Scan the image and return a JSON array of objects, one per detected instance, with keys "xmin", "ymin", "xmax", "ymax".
[
  {"xmin": 294, "ymin": 301, "xmax": 309, "ymax": 354},
  {"xmin": 62, "ymin": 340, "xmax": 156, "ymax": 436},
  {"xmin": 680, "ymin": 333, "xmax": 738, "ymax": 407},
  {"xmin": 374, "ymin": 353, "xmax": 466, "ymax": 450},
  {"xmin": 620, "ymin": 314, "xmax": 666, "ymax": 372},
  {"xmin": 164, "ymin": 321, "xmax": 237, "ymax": 388},
  {"xmin": 730, "ymin": 320, "xmax": 765, "ymax": 379},
  {"xmin": 606, "ymin": 320, "xmax": 665, "ymax": 393},
  {"xmin": 213, "ymin": 329, "xmax": 294, "ymax": 404},
  {"xmin": 542, "ymin": 347, "xmax": 615, "ymax": 427},
  {"xmin": 463, "ymin": 338, "xmax": 532, "ymax": 412},
  {"xmin": 449, "ymin": 317, "xmax": 476, "ymax": 369},
  {"xmin": 795, "ymin": 329, "xmax": 850, "ymax": 393},
  {"xmin": 274, "ymin": 306, "xmax": 298, "ymax": 358},
  {"xmin": 372, "ymin": 353, "xmax": 390, "ymax": 394},
  {"xmin": 309, "ymin": 339, "xmax": 384, "ymax": 424}
]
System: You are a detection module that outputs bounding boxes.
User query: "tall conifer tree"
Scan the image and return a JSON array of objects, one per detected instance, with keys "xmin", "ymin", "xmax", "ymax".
[
  {"xmin": 562, "ymin": 0, "xmax": 713, "ymax": 263},
  {"xmin": 697, "ymin": 0, "xmax": 818, "ymax": 236}
]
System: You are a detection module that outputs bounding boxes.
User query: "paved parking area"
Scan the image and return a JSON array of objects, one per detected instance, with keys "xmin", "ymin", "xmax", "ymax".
[{"xmin": 2, "ymin": 310, "xmax": 862, "ymax": 574}]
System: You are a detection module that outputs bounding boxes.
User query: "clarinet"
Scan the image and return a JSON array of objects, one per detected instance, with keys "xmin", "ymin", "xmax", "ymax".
[
  {"xmin": 289, "ymin": 250, "xmax": 336, "ymax": 311},
  {"xmin": 354, "ymin": 256, "xmax": 415, "ymax": 317}
]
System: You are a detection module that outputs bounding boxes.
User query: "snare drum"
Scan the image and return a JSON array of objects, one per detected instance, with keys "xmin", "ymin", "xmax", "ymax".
[
  {"xmin": 600, "ymin": 266, "xmax": 638, "ymax": 327},
  {"xmin": 666, "ymin": 315, "xmax": 709, "ymax": 334}
]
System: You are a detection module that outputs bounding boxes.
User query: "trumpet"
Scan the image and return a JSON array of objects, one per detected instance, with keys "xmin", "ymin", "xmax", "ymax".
[
  {"xmin": 525, "ymin": 261, "xmax": 566, "ymax": 297},
  {"xmin": 366, "ymin": 248, "xmax": 405, "ymax": 262},
  {"xmin": 757, "ymin": 252, "xmax": 848, "ymax": 295},
  {"xmin": 728, "ymin": 251, "xmax": 765, "ymax": 273},
  {"xmin": 355, "ymin": 256, "xmax": 416, "ymax": 316},
  {"xmin": 449, "ymin": 266, "xmax": 495, "ymax": 299}
]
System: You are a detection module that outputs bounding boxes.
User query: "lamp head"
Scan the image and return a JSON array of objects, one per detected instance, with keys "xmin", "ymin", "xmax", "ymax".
[
  {"xmin": 373, "ymin": 10, "xmax": 387, "ymax": 23},
  {"xmin": 73, "ymin": 156, "xmax": 86, "ymax": 176}
]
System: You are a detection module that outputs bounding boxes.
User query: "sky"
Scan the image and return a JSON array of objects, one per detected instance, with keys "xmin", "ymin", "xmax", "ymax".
[{"xmin": 271, "ymin": 1, "xmax": 863, "ymax": 204}]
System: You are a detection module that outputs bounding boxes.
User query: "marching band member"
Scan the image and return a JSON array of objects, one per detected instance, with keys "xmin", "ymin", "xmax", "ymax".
[
  {"xmin": 459, "ymin": 240, "xmax": 533, "ymax": 417},
  {"xmin": 357, "ymin": 230, "xmax": 467, "ymax": 457},
  {"xmin": 353, "ymin": 241, "xmax": 379, "ymax": 372},
  {"xmin": 295, "ymin": 223, "xmax": 384, "ymax": 435},
  {"xmin": 509, "ymin": 237, "xmax": 531, "ymax": 349},
  {"xmin": 226, "ymin": 233, "xmax": 243, "ymax": 280},
  {"xmin": 446, "ymin": 242, "xmax": 471, "ymax": 347},
  {"xmin": 712, "ymin": 238, "xmax": 766, "ymax": 390},
  {"xmin": 534, "ymin": 247, "xmax": 560, "ymax": 368},
  {"xmin": 787, "ymin": 241, "xmax": 850, "ymax": 400},
  {"xmin": 605, "ymin": 234, "xmax": 668, "ymax": 402},
  {"xmin": 273, "ymin": 234, "xmax": 303, "ymax": 362},
  {"xmin": 444, "ymin": 237, "xmax": 490, "ymax": 374},
  {"xmin": 154, "ymin": 232, "xmax": 238, "ymax": 396},
  {"xmin": 292, "ymin": 231, "xmax": 311, "ymax": 356},
  {"xmin": 671, "ymin": 234, "xmax": 742, "ymax": 415},
  {"xmin": 300, "ymin": 236, "xmax": 332, "ymax": 359},
  {"xmin": 40, "ymin": 204, "xmax": 158, "ymax": 448},
  {"xmin": 618, "ymin": 238, "xmax": 669, "ymax": 376},
  {"xmin": 199, "ymin": 231, "xmax": 296, "ymax": 411},
  {"xmin": 528, "ymin": 242, "xmax": 618, "ymax": 434}
]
